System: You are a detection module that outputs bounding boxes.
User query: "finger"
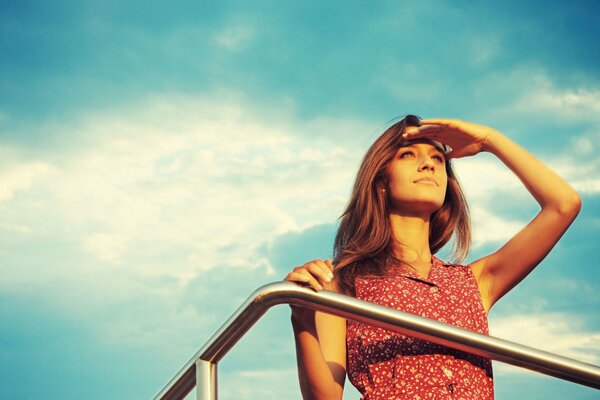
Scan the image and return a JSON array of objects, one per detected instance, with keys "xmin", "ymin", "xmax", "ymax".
[
  {"xmin": 285, "ymin": 271, "xmax": 309, "ymax": 284},
  {"xmin": 445, "ymin": 148, "xmax": 467, "ymax": 160},
  {"xmin": 305, "ymin": 261, "xmax": 333, "ymax": 283},
  {"xmin": 299, "ymin": 259, "xmax": 329, "ymax": 276},
  {"xmin": 314, "ymin": 259, "xmax": 334, "ymax": 278},
  {"xmin": 404, "ymin": 124, "xmax": 443, "ymax": 135},
  {"xmin": 402, "ymin": 127, "xmax": 444, "ymax": 141},
  {"xmin": 325, "ymin": 259, "xmax": 334, "ymax": 272},
  {"xmin": 298, "ymin": 269, "xmax": 324, "ymax": 291},
  {"xmin": 286, "ymin": 271, "xmax": 323, "ymax": 291},
  {"xmin": 420, "ymin": 118, "xmax": 453, "ymax": 125}
]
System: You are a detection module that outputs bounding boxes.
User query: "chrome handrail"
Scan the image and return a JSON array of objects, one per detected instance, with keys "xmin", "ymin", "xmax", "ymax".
[{"xmin": 155, "ymin": 281, "xmax": 600, "ymax": 400}]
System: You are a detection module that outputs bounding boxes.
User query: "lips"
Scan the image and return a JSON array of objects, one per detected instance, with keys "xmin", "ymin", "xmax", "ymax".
[{"xmin": 414, "ymin": 177, "xmax": 438, "ymax": 186}]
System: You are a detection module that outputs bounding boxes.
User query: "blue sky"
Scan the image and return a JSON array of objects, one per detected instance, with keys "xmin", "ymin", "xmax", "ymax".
[{"xmin": 1, "ymin": 1, "xmax": 599, "ymax": 399}]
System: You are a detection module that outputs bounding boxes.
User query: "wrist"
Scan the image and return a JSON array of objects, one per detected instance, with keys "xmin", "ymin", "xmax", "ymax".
[{"xmin": 482, "ymin": 129, "xmax": 504, "ymax": 153}]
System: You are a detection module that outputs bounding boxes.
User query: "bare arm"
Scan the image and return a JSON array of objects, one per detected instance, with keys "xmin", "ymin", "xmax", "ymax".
[
  {"xmin": 468, "ymin": 130, "xmax": 581, "ymax": 311},
  {"xmin": 405, "ymin": 120, "xmax": 581, "ymax": 312},
  {"xmin": 285, "ymin": 260, "xmax": 347, "ymax": 400}
]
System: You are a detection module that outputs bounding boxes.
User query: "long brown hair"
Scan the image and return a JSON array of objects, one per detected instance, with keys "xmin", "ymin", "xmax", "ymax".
[{"xmin": 333, "ymin": 115, "xmax": 471, "ymax": 295}]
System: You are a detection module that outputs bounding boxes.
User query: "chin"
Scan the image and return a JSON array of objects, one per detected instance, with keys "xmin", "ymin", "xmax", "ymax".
[{"xmin": 391, "ymin": 198, "xmax": 444, "ymax": 215}]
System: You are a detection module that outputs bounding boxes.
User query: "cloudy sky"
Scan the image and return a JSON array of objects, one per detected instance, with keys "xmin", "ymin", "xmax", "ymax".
[{"xmin": 1, "ymin": 1, "xmax": 599, "ymax": 399}]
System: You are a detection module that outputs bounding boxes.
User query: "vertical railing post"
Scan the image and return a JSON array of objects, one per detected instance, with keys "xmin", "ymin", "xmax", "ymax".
[{"xmin": 196, "ymin": 360, "xmax": 217, "ymax": 400}]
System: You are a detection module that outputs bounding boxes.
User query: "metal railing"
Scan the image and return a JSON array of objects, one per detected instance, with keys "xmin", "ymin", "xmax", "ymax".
[{"xmin": 154, "ymin": 281, "xmax": 600, "ymax": 400}]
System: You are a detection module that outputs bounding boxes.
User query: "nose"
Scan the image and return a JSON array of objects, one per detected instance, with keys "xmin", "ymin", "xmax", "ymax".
[{"xmin": 419, "ymin": 156, "xmax": 436, "ymax": 172}]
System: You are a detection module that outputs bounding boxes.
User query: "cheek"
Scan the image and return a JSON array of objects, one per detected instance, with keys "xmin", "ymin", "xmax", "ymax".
[
  {"xmin": 440, "ymin": 166, "xmax": 448, "ymax": 184},
  {"xmin": 441, "ymin": 174, "xmax": 449, "ymax": 188},
  {"xmin": 440, "ymin": 176, "xmax": 450, "ymax": 197},
  {"xmin": 387, "ymin": 165, "xmax": 407, "ymax": 185},
  {"xmin": 437, "ymin": 169, "xmax": 448, "ymax": 194},
  {"xmin": 387, "ymin": 172, "xmax": 411, "ymax": 193}
]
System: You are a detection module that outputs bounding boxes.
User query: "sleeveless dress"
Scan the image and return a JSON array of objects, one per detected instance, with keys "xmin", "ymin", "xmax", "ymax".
[{"xmin": 346, "ymin": 257, "xmax": 494, "ymax": 399}]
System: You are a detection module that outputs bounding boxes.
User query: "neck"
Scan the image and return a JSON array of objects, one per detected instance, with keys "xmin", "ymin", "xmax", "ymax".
[{"xmin": 389, "ymin": 212, "xmax": 432, "ymax": 266}]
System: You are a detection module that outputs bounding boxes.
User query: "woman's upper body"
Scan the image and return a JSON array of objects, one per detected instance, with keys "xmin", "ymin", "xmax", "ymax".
[
  {"xmin": 285, "ymin": 117, "xmax": 581, "ymax": 400},
  {"xmin": 347, "ymin": 257, "xmax": 494, "ymax": 399}
]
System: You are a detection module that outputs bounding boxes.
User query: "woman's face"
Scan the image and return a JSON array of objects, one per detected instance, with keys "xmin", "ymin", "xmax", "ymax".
[{"xmin": 386, "ymin": 140, "xmax": 448, "ymax": 216}]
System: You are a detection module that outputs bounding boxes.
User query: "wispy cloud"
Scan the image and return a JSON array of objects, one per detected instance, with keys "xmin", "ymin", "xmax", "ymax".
[
  {"xmin": 2, "ymin": 3, "xmax": 599, "ymax": 398},
  {"xmin": 512, "ymin": 79, "xmax": 600, "ymax": 121},
  {"xmin": 0, "ymin": 157, "xmax": 55, "ymax": 202},
  {"xmin": 2, "ymin": 84, "xmax": 595, "ymax": 333},
  {"xmin": 0, "ymin": 93, "xmax": 372, "ymax": 358},
  {"xmin": 491, "ymin": 312, "xmax": 600, "ymax": 375}
]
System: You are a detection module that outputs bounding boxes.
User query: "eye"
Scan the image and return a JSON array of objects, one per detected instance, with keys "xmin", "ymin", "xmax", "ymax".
[
  {"xmin": 432, "ymin": 154, "xmax": 445, "ymax": 163},
  {"xmin": 399, "ymin": 150, "xmax": 415, "ymax": 159}
]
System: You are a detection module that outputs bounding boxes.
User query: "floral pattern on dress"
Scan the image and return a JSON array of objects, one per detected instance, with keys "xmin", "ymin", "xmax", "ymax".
[{"xmin": 346, "ymin": 256, "xmax": 494, "ymax": 399}]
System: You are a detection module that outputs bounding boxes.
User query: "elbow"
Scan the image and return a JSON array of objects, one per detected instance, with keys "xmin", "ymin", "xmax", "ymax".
[{"xmin": 556, "ymin": 191, "xmax": 582, "ymax": 219}]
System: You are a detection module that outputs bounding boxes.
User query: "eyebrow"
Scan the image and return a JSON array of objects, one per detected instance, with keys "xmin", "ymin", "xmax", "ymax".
[{"xmin": 401, "ymin": 143, "xmax": 446, "ymax": 156}]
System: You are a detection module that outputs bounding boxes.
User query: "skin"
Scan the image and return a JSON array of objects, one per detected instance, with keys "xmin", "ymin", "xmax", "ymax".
[
  {"xmin": 387, "ymin": 140, "xmax": 448, "ymax": 217},
  {"xmin": 284, "ymin": 119, "xmax": 581, "ymax": 400},
  {"xmin": 387, "ymin": 140, "xmax": 448, "ymax": 274}
]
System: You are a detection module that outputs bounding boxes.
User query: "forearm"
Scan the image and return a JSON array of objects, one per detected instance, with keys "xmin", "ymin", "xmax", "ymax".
[
  {"xmin": 474, "ymin": 130, "xmax": 582, "ymax": 306},
  {"xmin": 292, "ymin": 312, "xmax": 343, "ymax": 400},
  {"xmin": 483, "ymin": 131, "xmax": 581, "ymax": 214}
]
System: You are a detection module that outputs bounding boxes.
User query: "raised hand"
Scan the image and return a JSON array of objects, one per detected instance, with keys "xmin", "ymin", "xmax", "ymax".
[{"xmin": 403, "ymin": 118, "xmax": 500, "ymax": 159}]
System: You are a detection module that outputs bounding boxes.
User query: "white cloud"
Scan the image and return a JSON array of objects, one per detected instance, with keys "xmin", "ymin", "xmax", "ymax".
[
  {"xmin": 0, "ymin": 92, "xmax": 575, "ymax": 297},
  {"xmin": 82, "ymin": 233, "xmax": 130, "ymax": 263},
  {"xmin": 0, "ymin": 157, "xmax": 56, "ymax": 202},
  {"xmin": 516, "ymin": 83, "xmax": 600, "ymax": 120},
  {"xmin": 0, "ymin": 94, "xmax": 370, "ymax": 349},
  {"xmin": 2, "ymin": 86, "xmax": 598, "ymax": 367},
  {"xmin": 466, "ymin": 68, "xmax": 600, "ymax": 157},
  {"xmin": 0, "ymin": 221, "xmax": 32, "ymax": 234},
  {"xmin": 540, "ymin": 143, "xmax": 600, "ymax": 196},
  {"xmin": 470, "ymin": 206, "xmax": 525, "ymax": 248},
  {"xmin": 571, "ymin": 179, "xmax": 600, "ymax": 195},
  {"xmin": 453, "ymin": 157, "xmax": 523, "ymax": 200},
  {"xmin": 452, "ymin": 157, "xmax": 529, "ymax": 247},
  {"xmin": 13, "ymin": 97, "xmax": 359, "ymax": 274},
  {"xmin": 490, "ymin": 312, "xmax": 600, "ymax": 375}
]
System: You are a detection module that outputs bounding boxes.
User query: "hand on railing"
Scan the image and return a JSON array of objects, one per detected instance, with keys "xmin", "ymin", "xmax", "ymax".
[
  {"xmin": 155, "ymin": 282, "xmax": 600, "ymax": 400},
  {"xmin": 284, "ymin": 259, "xmax": 335, "ymax": 292},
  {"xmin": 284, "ymin": 258, "xmax": 336, "ymax": 324}
]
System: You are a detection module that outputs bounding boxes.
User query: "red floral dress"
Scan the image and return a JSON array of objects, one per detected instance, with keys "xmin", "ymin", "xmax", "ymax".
[{"xmin": 346, "ymin": 257, "xmax": 494, "ymax": 399}]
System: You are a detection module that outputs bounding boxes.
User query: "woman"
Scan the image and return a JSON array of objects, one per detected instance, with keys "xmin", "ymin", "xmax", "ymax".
[{"xmin": 284, "ymin": 116, "xmax": 581, "ymax": 399}]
